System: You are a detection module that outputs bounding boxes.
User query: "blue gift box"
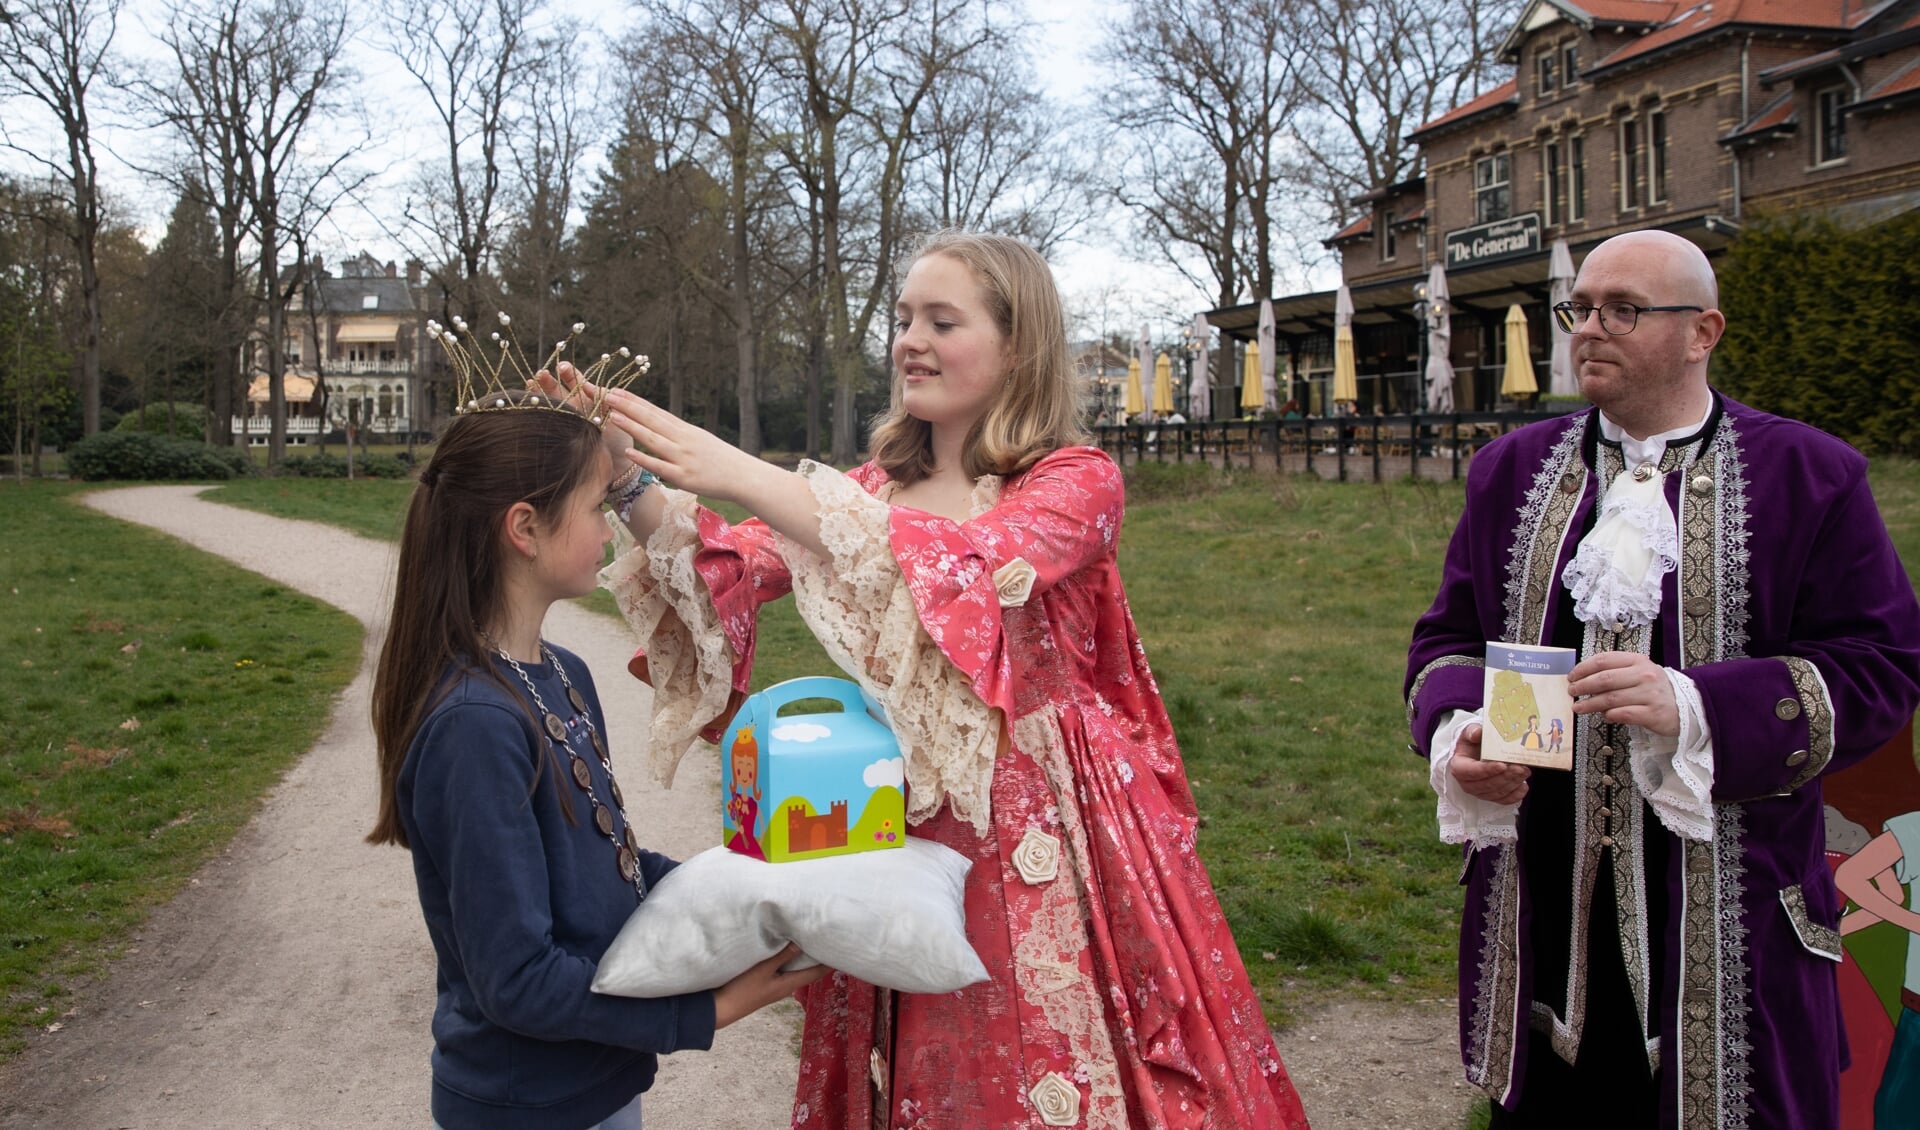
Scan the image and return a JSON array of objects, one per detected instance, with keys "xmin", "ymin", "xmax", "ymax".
[{"xmin": 719, "ymin": 676, "xmax": 907, "ymax": 862}]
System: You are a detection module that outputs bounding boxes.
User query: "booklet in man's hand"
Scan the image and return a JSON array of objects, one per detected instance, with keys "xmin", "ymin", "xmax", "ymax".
[{"xmin": 1482, "ymin": 642, "xmax": 1577, "ymax": 770}]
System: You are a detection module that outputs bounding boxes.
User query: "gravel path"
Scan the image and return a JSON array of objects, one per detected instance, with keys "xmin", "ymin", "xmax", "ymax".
[{"xmin": 0, "ymin": 483, "xmax": 1476, "ymax": 1130}]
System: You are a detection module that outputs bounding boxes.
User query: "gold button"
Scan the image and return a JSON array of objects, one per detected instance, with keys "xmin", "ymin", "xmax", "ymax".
[
  {"xmin": 1599, "ymin": 806, "xmax": 1613, "ymax": 818},
  {"xmin": 1602, "ymin": 774, "xmax": 1616, "ymax": 787},
  {"xmin": 1685, "ymin": 595, "xmax": 1711, "ymax": 617},
  {"xmin": 1786, "ymin": 749, "xmax": 1810, "ymax": 767},
  {"xmin": 1601, "ymin": 835, "xmax": 1616, "ymax": 847},
  {"xmin": 1560, "ymin": 473, "xmax": 1581, "ymax": 493},
  {"xmin": 1600, "ymin": 745, "xmax": 1616, "ymax": 759},
  {"xmin": 1691, "ymin": 474, "xmax": 1713, "ymax": 495},
  {"xmin": 1633, "ymin": 463, "xmax": 1656, "ymax": 482},
  {"xmin": 1775, "ymin": 698, "xmax": 1802, "ymax": 721}
]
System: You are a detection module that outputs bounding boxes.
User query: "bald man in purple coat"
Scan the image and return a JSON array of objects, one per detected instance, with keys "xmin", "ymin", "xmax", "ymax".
[{"xmin": 1405, "ymin": 230, "xmax": 1920, "ymax": 1129}]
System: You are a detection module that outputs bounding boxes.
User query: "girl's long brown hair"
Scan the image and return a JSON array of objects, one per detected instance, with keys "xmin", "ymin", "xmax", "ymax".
[
  {"xmin": 367, "ymin": 396, "xmax": 605, "ymax": 848},
  {"xmin": 869, "ymin": 230, "xmax": 1089, "ymax": 485}
]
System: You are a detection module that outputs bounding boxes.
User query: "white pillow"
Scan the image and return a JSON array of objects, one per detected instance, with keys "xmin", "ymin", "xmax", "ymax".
[{"xmin": 591, "ymin": 838, "xmax": 989, "ymax": 998}]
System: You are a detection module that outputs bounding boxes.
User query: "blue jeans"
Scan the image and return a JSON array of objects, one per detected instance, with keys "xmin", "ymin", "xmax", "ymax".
[
  {"xmin": 1877, "ymin": 1006, "xmax": 1920, "ymax": 1130},
  {"xmin": 434, "ymin": 1092, "xmax": 640, "ymax": 1130}
]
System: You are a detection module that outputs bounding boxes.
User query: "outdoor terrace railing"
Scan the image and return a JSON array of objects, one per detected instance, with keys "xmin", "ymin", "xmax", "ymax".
[{"xmin": 1094, "ymin": 408, "xmax": 1584, "ymax": 483}]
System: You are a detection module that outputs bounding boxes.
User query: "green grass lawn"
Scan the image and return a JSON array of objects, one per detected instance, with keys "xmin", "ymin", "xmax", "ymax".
[{"xmin": 0, "ymin": 482, "xmax": 362, "ymax": 1054}]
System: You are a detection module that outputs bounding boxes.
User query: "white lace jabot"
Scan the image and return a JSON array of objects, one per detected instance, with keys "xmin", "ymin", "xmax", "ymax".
[{"xmin": 1560, "ymin": 406, "xmax": 1711, "ymax": 630}]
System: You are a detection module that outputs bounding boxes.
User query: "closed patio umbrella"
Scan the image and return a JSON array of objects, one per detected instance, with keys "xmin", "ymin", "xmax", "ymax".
[
  {"xmin": 1333, "ymin": 285, "xmax": 1357, "ymax": 407},
  {"xmin": 1548, "ymin": 239, "xmax": 1578, "ymax": 396},
  {"xmin": 1123, "ymin": 355, "xmax": 1145, "ymax": 419},
  {"xmin": 1501, "ymin": 304, "xmax": 1538, "ymax": 399},
  {"xmin": 1332, "ymin": 325, "xmax": 1358, "ymax": 405},
  {"xmin": 1257, "ymin": 298, "xmax": 1279, "ymax": 411},
  {"xmin": 1423, "ymin": 261, "xmax": 1454, "ymax": 413},
  {"xmin": 1136, "ymin": 323, "xmax": 1154, "ymax": 422},
  {"xmin": 1152, "ymin": 352, "xmax": 1175, "ymax": 415},
  {"xmin": 1188, "ymin": 313, "xmax": 1211, "ymax": 419},
  {"xmin": 1240, "ymin": 341, "xmax": 1265, "ymax": 412}
]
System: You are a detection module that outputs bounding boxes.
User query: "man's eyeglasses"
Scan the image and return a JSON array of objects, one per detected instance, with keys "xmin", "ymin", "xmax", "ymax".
[{"xmin": 1551, "ymin": 301, "xmax": 1705, "ymax": 335}]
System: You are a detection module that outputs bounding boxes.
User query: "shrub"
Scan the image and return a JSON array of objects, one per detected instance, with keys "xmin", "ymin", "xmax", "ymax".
[
  {"xmin": 113, "ymin": 402, "xmax": 210, "ymax": 438},
  {"xmin": 66, "ymin": 431, "xmax": 254, "ymax": 481},
  {"xmin": 278, "ymin": 451, "xmax": 413, "ymax": 479}
]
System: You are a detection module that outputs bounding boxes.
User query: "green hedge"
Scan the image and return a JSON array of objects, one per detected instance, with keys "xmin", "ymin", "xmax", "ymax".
[
  {"xmin": 113, "ymin": 401, "xmax": 210, "ymax": 438},
  {"xmin": 278, "ymin": 451, "xmax": 413, "ymax": 479},
  {"xmin": 1717, "ymin": 211, "xmax": 1920, "ymax": 455},
  {"xmin": 65, "ymin": 431, "xmax": 255, "ymax": 481}
]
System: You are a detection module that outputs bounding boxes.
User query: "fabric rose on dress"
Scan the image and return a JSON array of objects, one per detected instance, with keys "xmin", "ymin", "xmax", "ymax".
[
  {"xmin": 1028, "ymin": 1072, "xmax": 1082, "ymax": 1126},
  {"xmin": 1012, "ymin": 827, "xmax": 1061, "ymax": 885},
  {"xmin": 993, "ymin": 556, "xmax": 1038, "ymax": 608}
]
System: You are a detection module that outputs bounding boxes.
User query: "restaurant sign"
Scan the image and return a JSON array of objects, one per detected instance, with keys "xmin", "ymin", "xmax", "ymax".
[{"xmin": 1444, "ymin": 213, "xmax": 1541, "ymax": 268}]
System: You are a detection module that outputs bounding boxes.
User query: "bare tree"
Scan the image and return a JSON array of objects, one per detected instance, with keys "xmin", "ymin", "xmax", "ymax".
[
  {"xmin": 389, "ymin": 0, "xmax": 540, "ymax": 322},
  {"xmin": 637, "ymin": 0, "xmax": 788, "ymax": 454},
  {"xmin": 771, "ymin": 0, "xmax": 1005, "ymax": 463},
  {"xmin": 0, "ymin": 0, "xmax": 122, "ymax": 436},
  {"xmin": 1099, "ymin": 0, "xmax": 1304, "ymax": 312},
  {"xmin": 1292, "ymin": 0, "xmax": 1520, "ymax": 228},
  {"xmin": 910, "ymin": 44, "xmax": 1091, "ymax": 253},
  {"xmin": 497, "ymin": 16, "xmax": 592, "ymax": 354}
]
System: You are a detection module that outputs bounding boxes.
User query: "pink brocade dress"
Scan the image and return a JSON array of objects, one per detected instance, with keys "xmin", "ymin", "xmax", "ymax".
[{"xmin": 601, "ymin": 446, "xmax": 1309, "ymax": 1129}]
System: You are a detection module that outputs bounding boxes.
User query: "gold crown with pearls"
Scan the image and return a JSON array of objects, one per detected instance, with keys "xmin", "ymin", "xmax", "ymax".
[{"xmin": 429, "ymin": 312, "xmax": 650, "ymax": 428}]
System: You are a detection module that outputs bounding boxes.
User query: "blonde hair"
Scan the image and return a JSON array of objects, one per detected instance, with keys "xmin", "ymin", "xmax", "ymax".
[{"xmin": 869, "ymin": 231, "xmax": 1089, "ymax": 484}]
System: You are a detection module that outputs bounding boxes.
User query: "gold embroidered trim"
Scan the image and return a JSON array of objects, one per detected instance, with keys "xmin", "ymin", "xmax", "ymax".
[
  {"xmin": 1779, "ymin": 657, "xmax": 1835, "ymax": 791},
  {"xmin": 1778, "ymin": 884, "xmax": 1842, "ymax": 961},
  {"xmin": 1406, "ymin": 655, "xmax": 1483, "ymax": 730},
  {"xmin": 1465, "ymin": 844, "xmax": 1524, "ymax": 1102},
  {"xmin": 1506, "ymin": 423, "xmax": 1588, "ymax": 646}
]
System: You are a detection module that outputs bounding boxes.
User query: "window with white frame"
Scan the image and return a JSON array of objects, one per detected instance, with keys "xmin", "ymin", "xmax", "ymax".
[
  {"xmin": 1475, "ymin": 153, "xmax": 1512, "ymax": 223},
  {"xmin": 1816, "ymin": 86, "xmax": 1849, "ymax": 164},
  {"xmin": 1562, "ymin": 41, "xmax": 1579, "ymax": 87},
  {"xmin": 1649, "ymin": 110, "xmax": 1669, "ymax": 202},
  {"xmin": 1381, "ymin": 210, "xmax": 1397, "ymax": 261},
  {"xmin": 1537, "ymin": 51, "xmax": 1557, "ymax": 98},
  {"xmin": 1620, "ymin": 117, "xmax": 1643, "ymax": 210}
]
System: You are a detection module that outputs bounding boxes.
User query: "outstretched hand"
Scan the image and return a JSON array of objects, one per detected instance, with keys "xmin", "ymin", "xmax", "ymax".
[
  {"xmin": 601, "ymin": 386, "xmax": 769, "ymax": 504},
  {"xmin": 534, "ymin": 362, "xmax": 631, "ymax": 466},
  {"xmin": 712, "ymin": 942, "xmax": 829, "ymax": 1029}
]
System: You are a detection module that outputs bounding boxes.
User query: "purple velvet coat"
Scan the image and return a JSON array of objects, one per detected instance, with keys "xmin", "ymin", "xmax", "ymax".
[{"xmin": 1405, "ymin": 396, "xmax": 1920, "ymax": 1129}]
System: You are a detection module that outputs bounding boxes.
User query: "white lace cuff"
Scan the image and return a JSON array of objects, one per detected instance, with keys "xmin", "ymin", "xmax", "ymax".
[
  {"xmin": 780, "ymin": 462, "xmax": 998, "ymax": 834},
  {"xmin": 599, "ymin": 489, "xmax": 739, "ymax": 786},
  {"xmin": 1562, "ymin": 468, "xmax": 1678, "ymax": 629},
  {"xmin": 1627, "ymin": 668, "xmax": 1715, "ymax": 842},
  {"xmin": 1431, "ymin": 709, "xmax": 1520, "ymax": 848}
]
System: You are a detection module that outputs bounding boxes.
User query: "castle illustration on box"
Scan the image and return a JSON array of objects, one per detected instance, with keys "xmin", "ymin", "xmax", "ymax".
[{"xmin": 719, "ymin": 676, "xmax": 907, "ymax": 863}]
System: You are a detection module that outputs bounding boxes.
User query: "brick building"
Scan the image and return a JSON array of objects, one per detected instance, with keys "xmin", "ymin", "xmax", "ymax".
[
  {"xmin": 1205, "ymin": 0, "xmax": 1920, "ymax": 416},
  {"xmin": 240, "ymin": 252, "xmax": 432, "ymax": 445}
]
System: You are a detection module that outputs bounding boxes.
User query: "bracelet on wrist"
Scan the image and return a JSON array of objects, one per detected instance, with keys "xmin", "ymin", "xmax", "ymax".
[
  {"xmin": 604, "ymin": 463, "xmax": 644, "ymax": 506},
  {"xmin": 611, "ymin": 468, "xmax": 660, "ymax": 523}
]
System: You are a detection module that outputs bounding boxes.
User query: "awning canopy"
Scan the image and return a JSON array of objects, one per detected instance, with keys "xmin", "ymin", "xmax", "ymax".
[
  {"xmin": 1207, "ymin": 213, "xmax": 1742, "ymax": 343},
  {"xmin": 247, "ymin": 374, "xmax": 317, "ymax": 403},
  {"xmin": 335, "ymin": 320, "xmax": 400, "ymax": 343}
]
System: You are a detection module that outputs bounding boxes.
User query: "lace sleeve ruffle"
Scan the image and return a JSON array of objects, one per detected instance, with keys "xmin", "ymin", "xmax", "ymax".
[
  {"xmin": 599, "ymin": 490, "xmax": 740, "ymax": 787},
  {"xmin": 780, "ymin": 461, "xmax": 998, "ymax": 835}
]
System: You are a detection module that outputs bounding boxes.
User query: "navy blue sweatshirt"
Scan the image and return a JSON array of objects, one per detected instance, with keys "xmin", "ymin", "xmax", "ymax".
[{"xmin": 397, "ymin": 645, "xmax": 715, "ymax": 1130}]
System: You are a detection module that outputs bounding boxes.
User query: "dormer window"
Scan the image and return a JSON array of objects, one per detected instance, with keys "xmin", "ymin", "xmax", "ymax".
[
  {"xmin": 1562, "ymin": 42, "xmax": 1579, "ymax": 87},
  {"xmin": 1536, "ymin": 51, "xmax": 1558, "ymax": 97},
  {"xmin": 1381, "ymin": 211, "xmax": 1398, "ymax": 261},
  {"xmin": 361, "ymin": 294, "xmax": 378, "ymax": 309},
  {"xmin": 1815, "ymin": 86, "xmax": 1849, "ymax": 164}
]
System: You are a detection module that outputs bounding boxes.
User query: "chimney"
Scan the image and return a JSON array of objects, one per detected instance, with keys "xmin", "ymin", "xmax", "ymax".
[
  {"xmin": 385, "ymin": 260, "xmax": 397, "ymax": 278},
  {"xmin": 406, "ymin": 258, "xmax": 423, "ymax": 286}
]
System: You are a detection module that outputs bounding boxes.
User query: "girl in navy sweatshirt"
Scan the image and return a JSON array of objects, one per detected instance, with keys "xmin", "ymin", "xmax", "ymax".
[{"xmin": 367, "ymin": 390, "xmax": 822, "ymax": 1129}]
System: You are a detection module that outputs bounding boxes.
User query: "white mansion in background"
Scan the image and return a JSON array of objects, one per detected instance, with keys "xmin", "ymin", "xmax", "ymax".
[{"xmin": 239, "ymin": 251, "xmax": 433, "ymax": 444}]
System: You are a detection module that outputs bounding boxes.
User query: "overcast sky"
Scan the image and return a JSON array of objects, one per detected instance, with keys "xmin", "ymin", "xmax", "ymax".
[{"xmin": 1, "ymin": 0, "xmax": 1298, "ymax": 343}]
